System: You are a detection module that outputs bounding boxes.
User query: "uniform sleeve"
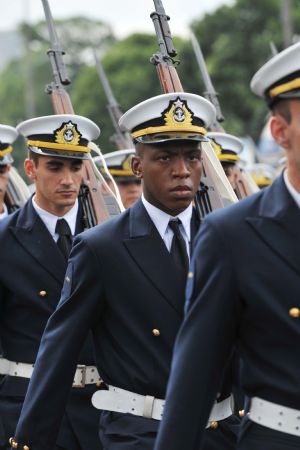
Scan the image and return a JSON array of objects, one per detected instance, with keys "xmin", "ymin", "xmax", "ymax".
[
  {"xmin": 154, "ymin": 217, "xmax": 241, "ymax": 450},
  {"xmin": 13, "ymin": 235, "xmax": 105, "ymax": 450}
]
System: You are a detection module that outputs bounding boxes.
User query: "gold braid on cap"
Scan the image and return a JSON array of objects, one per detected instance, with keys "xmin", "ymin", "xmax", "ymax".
[
  {"xmin": 269, "ymin": 76, "xmax": 300, "ymax": 98},
  {"xmin": 210, "ymin": 139, "xmax": 239, "ymax": 162},
  {"xmin": 27, "ymin": 140, "xmax": 90, "ymax": 153},
  {"xmin": 131, "ymin": 125, "xmax": 207, "ymax": 139},
  {"xmin": 0, "ymin": 145, "xmax": 12, "ymax": 156},
  {"xmin": 218, "ymin": 154, "xmax": 240, "ymax": 162}
]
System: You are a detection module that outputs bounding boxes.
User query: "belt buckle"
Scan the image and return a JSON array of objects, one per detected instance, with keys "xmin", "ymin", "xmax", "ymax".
[{"xmin": 73, "ymin": 364, "xmax": 86, "ymax": 388}]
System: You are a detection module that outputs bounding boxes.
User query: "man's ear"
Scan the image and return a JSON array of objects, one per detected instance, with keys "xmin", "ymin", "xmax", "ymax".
[
  {"xmin": 131, "ymin": 155, "xmax": 143, "ymax": 179},
  {"xmin": 270, "ymin": 115, "xmax": 290, "ymax": 150},
  {"xmin": 24, "ymin": 158, "xmax": 36, "ymax": 181}
]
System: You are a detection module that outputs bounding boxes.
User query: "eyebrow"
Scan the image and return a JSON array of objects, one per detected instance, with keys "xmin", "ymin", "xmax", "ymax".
[{"xmin": 45, "ymin": 160, "xmax": 63, "ymax": 167}]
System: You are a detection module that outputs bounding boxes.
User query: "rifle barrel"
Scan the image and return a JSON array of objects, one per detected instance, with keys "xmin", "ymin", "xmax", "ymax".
[
  {"xmin": 93, "ymin": 50, "xmax": 119, "ymax": 108},
  {"xmin": 41, "ymin": 0, "xmax": 70, "ymax": 85},
  {"xmin": 191, "ymin": 33, "xmax": 215, "ymax": 95}
]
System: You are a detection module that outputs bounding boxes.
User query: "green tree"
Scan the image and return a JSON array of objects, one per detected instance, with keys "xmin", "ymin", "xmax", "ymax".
[
  {"xmin": 185, "ymin": 0, "xmax": 300, "ymax": 140},
  {"xmin": 72, "ymin": 33, "xmax": 188, "ymax": 153},
  {"xmin": 0, "ymin": 17, "xmax": 116, "ymax": 171},
  {"xmin": 72, "ymin": 33, "xmax": 186, "ymax": 153}
]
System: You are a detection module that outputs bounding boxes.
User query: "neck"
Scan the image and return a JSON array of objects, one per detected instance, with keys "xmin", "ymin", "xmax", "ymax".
[
  {"xmin": 34, "ymin": 194, "xmax": 75, "ymax": 217},
  {"xmin": 286, "ymin": 165, "xmax": 300, "ymax": 193}
]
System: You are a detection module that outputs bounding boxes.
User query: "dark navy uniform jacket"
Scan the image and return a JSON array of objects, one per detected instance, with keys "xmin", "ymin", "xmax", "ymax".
[
  {"xmin": 154, "ymin": 174, "xmax": 300, "ymax": 450},
  {"xmin": 12, "ymin": 199, "xmax": 239, "ymax": 450},
  {"xmin": 0, "ymin": 199, "xmax": 101, "ymax": 450}
]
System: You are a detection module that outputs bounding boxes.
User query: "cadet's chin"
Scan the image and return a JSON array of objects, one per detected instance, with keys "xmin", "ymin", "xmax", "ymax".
[{"xmin": 56, "ymin": 197, "xmax": 77, "ymax": 209}]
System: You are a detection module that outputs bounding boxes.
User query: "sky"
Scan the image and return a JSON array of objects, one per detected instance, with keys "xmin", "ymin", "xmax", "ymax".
[{"xmin": 1, "ymin": 0, "xmax": 234, "ymax": 37}]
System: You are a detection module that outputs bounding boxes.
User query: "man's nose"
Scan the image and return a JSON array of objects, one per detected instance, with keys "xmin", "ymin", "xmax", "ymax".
[
  {"xmin": 61, "ymin": 169, "xmax": 74, "ymax": 184},
  {"xmin": 172, "ymin": 157, "xmax": 190, "ymax": 177}
]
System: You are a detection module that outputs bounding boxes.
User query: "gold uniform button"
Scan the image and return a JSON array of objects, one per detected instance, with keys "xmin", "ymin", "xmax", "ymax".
[
  {"xmin": 24, "ymin": 446, "xmax": 30, "ymax": 450},
  {"xmin": 210, "ymin": 421, "xmax": 218, "ymax": 429},
  {"xmin": 289, "ymin": 307, "xmax": 300, "ymax": 318},
  {"xmin": 12, "ymin": 442, "xmax": 18, "ymax": 449},
  {"xmin": 239, "ymin": 409, "xmax": 246, "ymax": 417},
  {"xmin": 187, "ymin": 271, "xmax": 193, "ymax": 279},
  {"xmin": 152, "ymin": 328, "xmax": 160, "ymax": 337},
  {"xmin": 9, "ymin": 438, "xmax": 14, "ymax": 446},
  {"xmin": 39, "ymin": 290, "xmax": 47, "ymax": 297},
  {"xmin": 65, "ymin": 276, "xmax": 71, "ymax": 283}
]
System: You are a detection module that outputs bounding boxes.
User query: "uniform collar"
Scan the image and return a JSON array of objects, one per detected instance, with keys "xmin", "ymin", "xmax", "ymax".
[
  {"xmin": 283, "ymin": 169, "xmax": 300, "ymax": 209},
  {"xmin": 0, "ymin": 203, "xmax": 8, "ymax": 220},
  {"xmin": 141, "ymin": 193, "xmax": 192, "ymax": 242},
  {"xmin": 32, "ymin": 196, "xmax": 78, "ymax": 240}
]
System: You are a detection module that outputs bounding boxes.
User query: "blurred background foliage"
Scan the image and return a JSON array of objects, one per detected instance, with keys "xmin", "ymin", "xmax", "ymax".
[{"xmin": 0, "ymin": 0, "xmax": 299, "ymax": 172}]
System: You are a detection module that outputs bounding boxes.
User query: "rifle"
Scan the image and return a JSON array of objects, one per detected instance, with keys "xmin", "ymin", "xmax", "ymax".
[
  {"xmin": 270, "ymin": 41, "xmax": 278, "ymax": 57},
  {"xmin": 150, "ymin": 0, "xmax": 238, "ymax": 218},
  {"xmin": 93, "ymin": 50, "xmax": 133, "ymax": 150},
  {"xmin": 41, "ymin": 0, "xmax": 123, "ymax": 227},
  {"xmin": 6, "ymin": 168, "xmax": 31, "ymax": 212},
  {"xmin": 190, "ymin": 32, "xmax": 224, "ymax": 129},
  {"xmin": 191, "ymin": 32, "xmax": 259, "ymax": 199}
]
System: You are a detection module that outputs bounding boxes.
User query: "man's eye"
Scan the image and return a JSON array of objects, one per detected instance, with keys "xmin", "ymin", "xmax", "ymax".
[
  {"xmin": 188, "ymin": 153, "xmax": 200, "ymax": 161},
  {"xmin": 158, "ymin": 155, "xmax": 170, "ymax": 161}
]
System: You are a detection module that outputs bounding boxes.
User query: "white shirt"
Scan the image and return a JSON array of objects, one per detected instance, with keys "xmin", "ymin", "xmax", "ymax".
[
  {"xmin": 283, "ymin": 170, "xmax": 300, "ymax": 208},
  {"xmin": 32, "ymin": 196, "xmax": 79, "ymax": 242},
  {"xmin": 0, "ymin": 203, "xmax": 8, "ymax": 220},
  {"xmin": 141, "ymin": 194, "xmax": 193, "ymax": 258}
]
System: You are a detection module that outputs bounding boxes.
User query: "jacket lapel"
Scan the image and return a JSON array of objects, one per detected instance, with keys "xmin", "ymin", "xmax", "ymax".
[
  {"xmin": 246, "ymin": 174, "xmax": 300, "ymax": 277},
  {"xmin": 9, "ymin": 200, "xmax": 67, "ymax": 284},
  {"xmin": 123, "ymin": 199, "xmax": 187, "ymax": 316}
]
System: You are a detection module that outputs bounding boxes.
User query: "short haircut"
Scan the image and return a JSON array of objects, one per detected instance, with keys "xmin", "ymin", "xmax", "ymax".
[
  {"xmin": 272, "ymin": 99, "xmax": 292, "ymax": 123},
  {"xmin": 28, "ymin": 149, "xmax": 40, "ymax": 166}
]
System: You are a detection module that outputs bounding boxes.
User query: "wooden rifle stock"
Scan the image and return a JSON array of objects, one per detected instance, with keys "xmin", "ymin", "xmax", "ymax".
[
  {"xmin": 42, "ymin": 0, "xmax": 122, "ymax": 226},
  {"xmin": 156, "ymin": 64, "xmax": 183, "ymax": 93},
  {"xmin": 50, "ymin": 87, "xmax": 75, "ymax": 115},
  {"xmin": 150, "ymin": 0, "xmax": 238, "ymax": 217}
]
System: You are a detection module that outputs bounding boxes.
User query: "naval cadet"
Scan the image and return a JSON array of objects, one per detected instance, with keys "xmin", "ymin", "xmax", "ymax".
[
  {"xmin": 0, "ymin": 125, "xmax": 18, "ymax": 220},
  {"xmin": 10, "ymin": 93, "xmax": 239, "ymax": 450},
  {"xmin": 154, "ymin": 41, "xmax": 300, "ymax": 450},
  {"xmin": 0, "ymin": 114, "xmax": 103, "ymax": 450},
  {"xmin": 208, "ymin": 131, "xmax": 259, "ymax": 199},
  {"xmin": 208, "ymin": 131, "xmax": 243, "ymax": 189},
  {"xmin": 96, "ymin": 148, "xmax": 142, "ymax": 208}
]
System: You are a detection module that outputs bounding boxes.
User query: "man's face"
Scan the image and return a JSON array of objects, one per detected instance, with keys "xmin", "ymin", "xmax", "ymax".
[
  {"xmin": 222, "ymin": 163, "xmax": 237, "ymax": 189},
  {"xmin": 24, "ymin": 156, "xmax": 83, "ymax": 216},
  {"xmin": 0, "ymin": 164, "xmax": 11, "ymax": 206},
  {"xmin": 116, "ymin": 179, "xmax": 142, "ymax": 209},
  {"xmin": 132, "ymin": 141, "xmax": 202, "ymax": 216},
  {"xmin": 271, "ymin": 100, "xmax": 300, "ymax": 179}
]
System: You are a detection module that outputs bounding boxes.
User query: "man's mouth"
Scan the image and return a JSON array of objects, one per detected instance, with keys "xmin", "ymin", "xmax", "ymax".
[{"xmin": 170, "ymin": 185, "xmax": 192, "ymax": 192}]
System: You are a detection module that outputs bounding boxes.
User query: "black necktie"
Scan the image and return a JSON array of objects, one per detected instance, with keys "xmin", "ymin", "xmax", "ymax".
[
  {"xmin": 169, "ymin": 219, "xmax": 189, "ymax": 275},
  {"xmin": 55, "ymin": 218, "xmax": 72, "ymax": 260}
]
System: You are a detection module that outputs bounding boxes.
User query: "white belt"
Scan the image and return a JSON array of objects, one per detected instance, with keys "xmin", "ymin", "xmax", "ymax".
[
  {"xmin": 92, "ymin": 385, "xmax": 233, "ymax": 424},
  {"xmin": 249, "ymin": 397, "xmax": 300, "ymax": 437},
  {"xmin": 0, "ymin": 358, "xmax": 101, "ymax": 388}
]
